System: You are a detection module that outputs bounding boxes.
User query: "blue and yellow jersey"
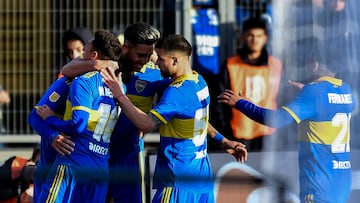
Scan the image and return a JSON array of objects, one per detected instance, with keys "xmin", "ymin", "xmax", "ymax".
[
  {"xmin": 28, "ymin": 76, "xmax": 71, "ymax": 167},
  {"xmin": 282, "ymin": 76, "xmax": 355, "ymax": 202},
  {"xmin": 150, "ymin": 71, "xmax": 213, "ymax": 192},
  {"xmin": 110, "ymin": 63, "xmax": 170, "ymax": 149},
  {"xmin": 44, "ymin": 71, "xmax": 119, "ymax": 177}
]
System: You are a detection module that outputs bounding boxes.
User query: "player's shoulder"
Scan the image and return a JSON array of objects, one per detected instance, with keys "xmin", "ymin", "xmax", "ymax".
[
  {"xmin": 79, "ymin": 71, "xmax": 98, "ymax": 78},
  {"xmin": 73, "ymin": 71, "xmax": 99, "ymax": 83}
]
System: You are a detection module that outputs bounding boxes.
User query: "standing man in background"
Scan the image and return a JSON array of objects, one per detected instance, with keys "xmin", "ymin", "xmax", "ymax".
[
  {"xmin": 213, "ymin": 17, "xmax": 282, "ymax": 151},
  {"xmin": 58, "ymin": 27, "xmax": 93, "ymax": 77}
]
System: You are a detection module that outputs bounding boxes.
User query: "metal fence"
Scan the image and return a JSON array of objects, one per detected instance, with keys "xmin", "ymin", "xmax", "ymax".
[
  {"xmin": 0, "ymin": 0, "xmax": 268, "ymax": 135},
  {"xmin": 0, "ymin": 0, "xmax": 173, "ymax": 134}
]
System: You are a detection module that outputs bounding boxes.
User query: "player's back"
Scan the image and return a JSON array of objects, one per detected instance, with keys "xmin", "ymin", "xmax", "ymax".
[
  {"xmin": 285, "ymin": 77, "xmax": 355, "ymax": 203},
  {"xmin": 56, "ymin": 71, "xmax": 118, "ymax": 180},
  {"xmin": 151, "ymin": 72, "xmax": 213, "ymax": 192}
]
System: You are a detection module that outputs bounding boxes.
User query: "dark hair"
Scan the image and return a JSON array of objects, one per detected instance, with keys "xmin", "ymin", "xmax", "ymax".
[
  {"xmin": 62, "ymin": 27, "xmax": 93, "ymax": 58},
  {"xmin": 124, "ymin": 22, "xmax": 160, "ymax": 45},
  {"xmin": 155, "ymin": 34, "xmax": 192, "ymax": 56},
  {"xmin": 92, "ymin": 29, "xmax": 122, "ymax": 61},
  {"xmin": 309, "ymin": 42, "xmax": 339, "ymax": 73},
  {"xmin": 242, "ymin": 17, "xmax": 268, "ymax": 34}
]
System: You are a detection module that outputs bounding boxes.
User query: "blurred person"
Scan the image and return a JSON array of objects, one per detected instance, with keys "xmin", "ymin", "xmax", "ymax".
[
  {"xmin": 235, "ymin": 0, "xmax": 273, "ymax": 48},
  {"xmin": 317, "ymin": 0, "xmax": 359, "ymax": 81},
  {"xmin": 236, "ymin": 0, "xmax": 273, "ymax": 29},
  {"xmin": 61, "ymin": 22, "xmax": 166, "ymax": 203},
  {"xmin": 0, "ymin": 85, "xmax": 10, "ymax": 134},
  {"xmin": 62, "ymin": 27, "xmax": 93, "ymax": 60},
  {"xmin": 100, "ymin": 34, "xmax": 247, "ymax": 203},
  {"xmin": 0, "ymin": 144, "xmax": 40, "ymax": 203},
  {"xmin": 212, "ymin": 17, "xmax": 282, "ymax": 151},
  {"xmin": 58, "ymin": 27, "xmax": 93, "ymax": 77},
  {"xmin": 327, "ymin": 0, "xmax": 346, "ymax": 12},
  {"xmin": 0, "ymin": 86, "xmax": 10, "ymax": 104},
  {"xmin": 35, "ymin": 29, "xmax": 122, "ymax": 203},
  {"xmin": 218, "ymin": 46, "xmax": 355, "ymax": 203},
  {"xmin": 318, "ymin": 0, "xmax": 360, "ymax": 149}
]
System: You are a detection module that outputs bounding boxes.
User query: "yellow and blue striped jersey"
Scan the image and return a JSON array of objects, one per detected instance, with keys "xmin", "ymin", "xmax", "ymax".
[
  {"xmin": 283, "ymin": 76, "xmax": 355, "ymax": 203},
  {"xmin": 44, "ymin": 71, "xmax": 119, "ymax": 179},
  {"xmin": 110, "ymin": 63, "xmax": 170, "ymax": 149},
  {"xmin": 150, "ymin": 71, "xmax": 214, "ymax": 192}
]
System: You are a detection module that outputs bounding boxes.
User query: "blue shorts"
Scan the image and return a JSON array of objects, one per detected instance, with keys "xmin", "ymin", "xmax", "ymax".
[
  {"xmin": 37, "ymin": 163, "xmax": 108, "ymax": 203},
  {"xmin": 152, "ymin": 187, "xmax": 214, "ymax": 203},
  {"xmin": 109, "ymin": 140, "xmax": 145, "ymax": 203}
]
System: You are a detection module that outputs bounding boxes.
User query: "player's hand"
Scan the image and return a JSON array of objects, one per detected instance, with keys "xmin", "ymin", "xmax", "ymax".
[
  {"xmin": 0, "ymin": 90, "xmax": 11, "ymax": 104},
  {"xmin": 36, "ymin": 105, "xmax": 55, "ymax": 120},
  {"xmin": 101, "ymin": 67, "xmax": 125, "ymax": 100},
  {"xmin": 220, "ymin": 139, "xmax": 247, "ymax": 163},
  {"xmin": 52, "ymin": 134, "xmax": 75, "ymax": 156},
  {"xmin": 288, "ymin": 80, "xmax": 304, "ymax": 89},
  {"xmin": 218, "ymin": 89, "xmax": 243, "ymax": 107}
]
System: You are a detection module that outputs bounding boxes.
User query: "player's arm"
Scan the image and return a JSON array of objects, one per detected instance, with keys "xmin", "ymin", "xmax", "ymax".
[
  {"xmin": 101, "ymin": 67, "xmax": 158, "ymax": 133},
  {"xmin": 36, "ymin": 105, "xmax": 79, "ymax": 134},
  {"xmin": 29, "ymin": 108, "xmax": 75, "ymax": 155},
  {"xmin": 218, "ymin": 89, "xmax": 294, "ymax": 128},
  {"xmin": 60, "ymin": 57, "xmax": 119, "ymax": 78},
  {"xmin": 37, "ymin": 82, "xmax": 93, "ymax": 136},
  {"xmin": 207, "ymin": 123, "xmax": 247, "ymax": 163},
  {"xmin": 28, "ymin": 108, "xmax": 62, "ymax": 143}
]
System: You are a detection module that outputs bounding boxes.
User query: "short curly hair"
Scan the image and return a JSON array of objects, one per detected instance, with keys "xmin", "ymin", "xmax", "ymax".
[{"xmin": 92, "ymin": 29, "xmax": 122, "ymax": 61}]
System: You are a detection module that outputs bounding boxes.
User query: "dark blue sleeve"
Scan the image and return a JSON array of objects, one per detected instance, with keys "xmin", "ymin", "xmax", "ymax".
[
  {"xmin": 44, "ymin": 115, "xmax": 80, "ymax": 136},
  {"xmin": 28, "ymin": 109, "xmax": 59, "ymax": 141},
  {"xmin": 234, "ymin": 99, "xmax": 295, "ymax": 128},
  {"xmin": 44, "ymin": 77, "xmax": 91, "ymax": 136}
]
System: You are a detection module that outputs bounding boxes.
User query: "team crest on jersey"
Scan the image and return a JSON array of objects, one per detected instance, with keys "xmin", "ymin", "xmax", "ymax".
[
  {"xmin": 49, "ymin": 91, "xmax": 60, "ymax": 102},
  {"xmin": 135, "ymin": 80, "xmax": 147, "ymax": 93}
]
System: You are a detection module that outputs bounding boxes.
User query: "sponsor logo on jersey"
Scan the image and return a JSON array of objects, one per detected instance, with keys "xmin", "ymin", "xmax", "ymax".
[
  {"xmin": 332, "ymin": 160, "xmax": 351, "ymax": 169},
  {"xmin": 89, "ymin": 142, "xmax": 109, "ymax": 155}
]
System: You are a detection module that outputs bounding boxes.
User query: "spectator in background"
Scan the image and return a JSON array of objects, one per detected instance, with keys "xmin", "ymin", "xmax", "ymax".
[
  {"xmin": 317, "ymin": 0, "xmax": 360, "ymax": 149},
  {"xmin": 236, "ymin": 0, "xmax": 272, "ymax": 27},
  {"xmin": 317, "ymin": 0, "xmax": 359, "ymax": 82},
  {"xmin": 58, "ymin": 27, "xmax": 93, "ymax": 77},
  {"xmin": 212, "ymin": 17, "xmax": 282, "ymax": 151},
  {"xmin": 0, "ymin": 85, "xmax": 10, "ymax": 134},
  {"xmin": 235, "ymin": 0, "xmax": 273, "ymax": 47}
]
